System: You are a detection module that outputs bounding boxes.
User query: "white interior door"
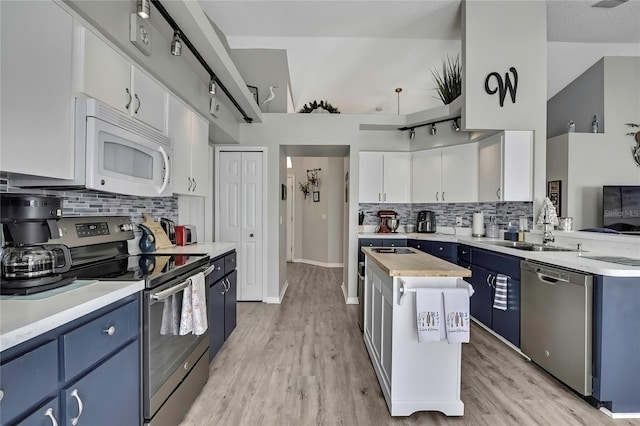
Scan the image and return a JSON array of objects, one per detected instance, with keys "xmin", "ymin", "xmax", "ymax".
[
  {"xmin": 219, "ymin": 151, "xmax": 264, "ymax": 301},
  {"xmin": 286, "ymin": 175, "xmax": 294, "ymax": 261}
]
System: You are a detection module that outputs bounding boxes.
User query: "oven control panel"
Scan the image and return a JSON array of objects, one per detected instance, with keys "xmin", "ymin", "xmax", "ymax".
[{"xmin": 75, "ymin": 222, "xmax": 110, "ymax": 238}]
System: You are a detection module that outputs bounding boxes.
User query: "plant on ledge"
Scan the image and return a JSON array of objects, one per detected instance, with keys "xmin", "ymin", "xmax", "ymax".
[
  {"xmin": 299, "ymin": 100, "xmax": 340, "ymax": 114},
  {"xmin": 431, "ymin": 54, "xmax": 462, "ymax": 105},
  {"xmin": 299, "ymin": 182, "xmax": 310, "ymax": 199}
]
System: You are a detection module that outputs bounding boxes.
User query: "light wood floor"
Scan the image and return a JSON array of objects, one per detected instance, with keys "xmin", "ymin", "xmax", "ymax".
[{"xmin": 180, "ymin": 263, "xmax": 639, "ymax": 426}]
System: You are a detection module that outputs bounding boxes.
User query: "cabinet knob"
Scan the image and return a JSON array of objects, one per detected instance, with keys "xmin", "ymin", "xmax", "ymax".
[
  {"xmin": 417, "ymin": 245, "xmax": 421, "ymax": 249},
  {"xmin": 44, "ymin": 407, "xmax": 59, "ymax": 426},
  {"xmin": 103, "ymin": 326, "xmax": 116, "ymax": 336},
  {"xmin": 439, "ymin": 247, "xmax": 443, "ymax": 251},
  {"xmin": 216, "ymin": 266, "xmax": 221, "ymax": 271},
  {"xmin": 70, "ymin": 389, "xmax": 84, "ymax": 426},
  {"xmin": 250, "ymin": 233, "xmax": 254, "ymax": 238}
]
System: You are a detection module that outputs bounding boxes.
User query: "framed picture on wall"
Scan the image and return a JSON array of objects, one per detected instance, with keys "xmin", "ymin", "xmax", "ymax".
[
  {"xmin": 313, "ymin": 191, "xmax": 320, "ymax": 202},
  {"xmin": 547, "ymin": 180, "xmax": 561, "ymax": 216},
  {"xmin": 281, "ymin": 183, "xmax": 287, "ymax": 201}
]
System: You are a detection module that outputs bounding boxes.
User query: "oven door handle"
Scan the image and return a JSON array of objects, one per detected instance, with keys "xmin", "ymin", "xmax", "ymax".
[{"xmin": 151, "ymin": 279, "xmax": 191, "ymax": 301}]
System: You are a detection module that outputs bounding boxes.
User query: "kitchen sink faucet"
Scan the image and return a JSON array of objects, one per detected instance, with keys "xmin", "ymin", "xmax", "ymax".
[{"xmin": 542, "ymin": 222, "xmax": 555, "ymax": 245}]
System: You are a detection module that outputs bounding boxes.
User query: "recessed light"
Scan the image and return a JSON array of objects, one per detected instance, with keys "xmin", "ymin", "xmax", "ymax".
[{"xmin": 592, "ymin": 0, "xmax": 628, "ymax": 8}]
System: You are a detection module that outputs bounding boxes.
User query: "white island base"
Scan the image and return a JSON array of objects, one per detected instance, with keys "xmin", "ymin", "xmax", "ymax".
[{"xmin": 363, "ymin": 254, "xmax": 470, "ymax": 417}]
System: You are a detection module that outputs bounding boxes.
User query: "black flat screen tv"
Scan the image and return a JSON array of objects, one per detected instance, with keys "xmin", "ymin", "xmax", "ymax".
[{"xmin": 603, "ymin": 186, "xmax": 640, "ymax": 234}]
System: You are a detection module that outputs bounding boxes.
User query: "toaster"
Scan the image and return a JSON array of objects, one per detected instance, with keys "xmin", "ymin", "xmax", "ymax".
[{"xmin": 175, "ymin": 225, "xmax": 197, "ymax": 246}]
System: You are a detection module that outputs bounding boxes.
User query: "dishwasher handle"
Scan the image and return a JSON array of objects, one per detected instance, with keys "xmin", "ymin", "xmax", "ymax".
[{"xmin": 537, "ymin": 273, "xmax": 563, "ymax": 284}]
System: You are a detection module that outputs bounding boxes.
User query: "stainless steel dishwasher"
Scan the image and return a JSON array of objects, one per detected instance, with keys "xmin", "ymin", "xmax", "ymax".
[{"xmin": 521, "ymin": 260, "xmax": 593, "ymax": 396}]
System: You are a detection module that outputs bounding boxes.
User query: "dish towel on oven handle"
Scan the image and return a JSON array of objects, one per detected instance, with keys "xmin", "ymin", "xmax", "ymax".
[
  {"xmin": 160, "ymin": 294, "xmax": 180, "ymax": 335},
  {"xmin": 179, "ymin": 272, "xmax": 208, "ymax": 335},
  {"xmin": 492, "ymin": 274, "xmax": 508, "ymax": 311},
  {"xmin": 442, "ymin": 288, "xmax": 470, "ymax": 343},
  {"xmin": 415, "ymin": 288, "xmax": 445, "ymax": 343}
]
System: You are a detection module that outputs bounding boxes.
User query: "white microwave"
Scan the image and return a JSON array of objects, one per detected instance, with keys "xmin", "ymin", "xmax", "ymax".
[{"xmin": 14, "ymin": 98, "xmax": 172, "ymax": 197}]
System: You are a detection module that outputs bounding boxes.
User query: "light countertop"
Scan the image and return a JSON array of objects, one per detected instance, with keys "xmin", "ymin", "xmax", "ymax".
[
  {"xmin": 0, "ymin": 279, "xmax": 144, "ymax": 352},
  {"xmin": 362, "ymin": 247, "xmax": 472, "ymax": 277},
  {"xmin": 153, "ymin": 242, "xmax": 236, "ymax": 259},
  {"xmin": 359, "ymin": 232, "xmax": 640, "ymax": 277}
]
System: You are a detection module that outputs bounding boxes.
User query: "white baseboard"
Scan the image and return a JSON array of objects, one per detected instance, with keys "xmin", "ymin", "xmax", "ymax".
[
  {"xmin": 470, "ymin": 317, "xmax": 529, "ymax": 360},
  {"xmin": 341, "ymin": 282, "xmax": 359, "ymax": 304},
  {"xmin": 293, "ymin": 258, "xmax": 343, "ymax": 268},
  {"xmin": 600, "ymin": 407, "xmax": 640, "ymax": 419},
  {"xmin": 264, "ymin": 280, "xmax": 289, "ymax": 304}
]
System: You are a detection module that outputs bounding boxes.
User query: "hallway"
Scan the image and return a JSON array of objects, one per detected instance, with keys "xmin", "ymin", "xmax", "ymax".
[{"xmin": 180, "ymin": 263, "xmax": 637, "ymax": 425}]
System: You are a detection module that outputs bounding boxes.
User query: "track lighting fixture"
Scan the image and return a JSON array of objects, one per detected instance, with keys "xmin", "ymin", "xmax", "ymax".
[
  {"xmin": 137, "ymin": 0, "xmax": 150, "ymax": 19},
  {"xmin": 209, "ymin": 78, "xmax": 217, "ymax": 95},
  {"xmin": 409, "ymin": 128, "xmax": 416, "ymax": 140},
  {"xmin": 171, "ymin": 31, "xmax": 182, "ymax": 56},
  {"xmin": 430, "ymin": 124, "xmax": 437, "ymax": 135},
  {"xmin": 452, "ymin": 118, "xmax": 460, "ymax": 132}
]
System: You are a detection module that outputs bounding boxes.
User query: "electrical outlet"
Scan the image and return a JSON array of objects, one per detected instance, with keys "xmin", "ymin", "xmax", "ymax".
[{"xmin": 456, "ymin": 216, "xmax": 463, "ymax": 226}]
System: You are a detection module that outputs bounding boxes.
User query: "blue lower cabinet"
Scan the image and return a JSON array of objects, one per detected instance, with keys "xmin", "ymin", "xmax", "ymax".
[
  {"xmin": 62, "ymin": 341, "xmax": 139, "ymax": 426},
  {"xmin": 224, "ymin": 270, "xmax": 237, "ymax": 341},
  {"xmin": 359, "ymin": 239, "xmax": 383, "ymax": 262},
  {"xmin": 407, "ymin": 239, "xmax": 429, "ymax": 253},
  {"xmin": 16, "ymin": 398, "xmax": 59, "ymax": 426},
  {"xmin": 430, "ymin": 242, "xmax": 457, "ymax": 260},
  {"xmin": 491, "ymin": 278, "xmax": 521, "ymax": 347},
  {"xmin": 470, "ymin": 265, "xmax": 493, "ymax": 328},
  {"xmin": 381, "ymin": 239, "xmax": 406, "ymax": 248},
  {"xmin": 209, "ymin": 280, "xmax": 225, "ymax": 361}
]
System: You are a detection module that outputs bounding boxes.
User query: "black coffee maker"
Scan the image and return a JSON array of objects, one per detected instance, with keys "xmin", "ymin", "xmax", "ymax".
[
  {"xmin": 1, "ymin": 194, "xmax": 74, "ymax": 294},
  {"xmin": 417, "ymin": 210, "xmax": 436, "ymax": 233}
]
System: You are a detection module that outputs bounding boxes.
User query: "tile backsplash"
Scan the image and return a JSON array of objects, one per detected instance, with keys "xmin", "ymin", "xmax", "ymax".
[
  {"xmin": 360, "ymin": 201, "xmax": 534, "ymax": 229},
  {"xmin": 0, "ymin": 178, "xmax": 178, "ymax": 226}
]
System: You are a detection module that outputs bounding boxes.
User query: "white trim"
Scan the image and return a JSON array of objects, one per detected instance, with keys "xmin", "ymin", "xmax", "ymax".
[
  {"xmin": 342, "ymin": 282, "xmax": 358, "ymax": 304},
  {"xmin": 470, "ymin": 317, "xmax": 530, "ymax": 360},
  {"xmin": 599, "ymin": 407, "xmax": 640, "ymax": 419},
  {"xmin": 292, "ymin": 258, "xmax": 344, "ymax": 268},
  {"xmin": 286, "ymin": 174, "xmax": 295, "ymax": 262},
  {"xmin": 214, "ymin": 146, "xmax": 268, "ymax": 303},
  {"xmin": 265, "ymin": 280, "xmax": 289, "ymax": 304}
]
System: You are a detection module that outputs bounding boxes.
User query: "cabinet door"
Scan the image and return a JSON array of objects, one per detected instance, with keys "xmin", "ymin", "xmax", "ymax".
[
  {"xmin": 359, "ymin": 238, "xmax": 383, "ymax": 263},
  {"xmin": 1, "ymin": 1, "xmax": 74, "ymax": 179},
  {"xmin": 359, "ymin": 152, "xmax": 384, "ymax": 202},
  {"xmin": 411, "ymin": 149, "xmax": 441, "ymax": 203},
  {"xmin": 470, "ymin": 265, "xmax": 493, "ymax": 328},
  {"xmin": 364, "ymin": 267, "xmax": 374, "ymax": 342},
  {"xmin": 380, "ymin": 282, "xmax": 393, "ymax": 386},
  {"xmin": 478, "ymin": 134, "xmax": 503, "ymax": 202},
  {"xmin": 407, "ymin": 239, "xmax": 429, "ymax": 253},
  {"xmin": 224, "ymin": 270, "xmax": 238, "ymax": 340},
  {"xmin": 502, "ymin": 131, "xmax": 532, "ymax": 201},
  {"xmin": 209, "ymin": 280, "xmax": 225, "ymax": 361},
  {"xmin": 382, "ymin": 153, "xmax": 410, "ymax": 203},
  {"xmin": 131, "ymin": 67, "xmax": 166, "ymax": 132},
  {"xmin": 491, "ymin": 278, "xmax": 521, "ymax": 348},
  {"xmin": 168, "ymin": 95, "xmax": 192, "ymax": 194},
  {"xmin": 382, "ymin": 239, "xmax": 406, "ymax": 248},
  {"xmin": 15, "ymin": 397, "xmax": 59, "ymax": 426},
  {"xmin": 441, "ymin": 144, "xmax": 478, "ymax": 202},
  {"xmin": 62, "ymin": 341, "xmax": 139, "ymax": 426},
  {"xmin": 430, "ymin": 242, "xmax": 457, "ymax": 261},
  {"xmin": 190, "ymin": 113, "xmax": 210, "ymax": 197},
  {"xmin": 79, "ymin": 27, "xmax": 131, "ymax": 114}
]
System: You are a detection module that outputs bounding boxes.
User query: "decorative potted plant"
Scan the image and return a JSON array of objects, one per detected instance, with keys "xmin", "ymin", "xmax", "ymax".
[
  {"xmin": 431, "ymin": 54, "xmax": 462, "ymax": 105},
  {"xmin": 299, "ymin": 100, "xmax": 340, "ymax": 114}
]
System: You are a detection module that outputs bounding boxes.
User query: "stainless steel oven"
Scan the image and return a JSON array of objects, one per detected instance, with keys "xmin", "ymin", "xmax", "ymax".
[{"xmin": 143, "ymin": 263, "xmax": 212, "ymax": 426}]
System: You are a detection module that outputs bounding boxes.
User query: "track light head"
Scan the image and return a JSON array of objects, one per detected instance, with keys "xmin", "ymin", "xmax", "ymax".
[
  {"xmin": 171, "ymin": 31, "xmax": 182, "ymax": 56},
  {"xmin": 209, "ymin": 78, "xmax": 217, "ymax": 95},
  {"xmin": 137, "ymin": 0, "xmax": 150, "ymax": 18},
  {"xmin": 452, "ymin": 118, "xmax": 460, "ymax": 132},
  {"xmin": 409, "ymin": 128, "xmax": 415, "ymax": 140},
  {"xmin": 430, "ymin": 124, "xmax": 437, "ymax": 136}
]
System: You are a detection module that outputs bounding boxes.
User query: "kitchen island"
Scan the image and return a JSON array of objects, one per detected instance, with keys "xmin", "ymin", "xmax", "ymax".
[{"xmin": 361, "ymin": 247, "xmax": 472, "ymax": 417}]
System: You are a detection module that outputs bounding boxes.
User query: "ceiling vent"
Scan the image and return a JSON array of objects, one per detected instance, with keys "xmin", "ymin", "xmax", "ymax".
[{"xmin": 592, "ymin": 0, "xmax": 628, "ymax": 8}]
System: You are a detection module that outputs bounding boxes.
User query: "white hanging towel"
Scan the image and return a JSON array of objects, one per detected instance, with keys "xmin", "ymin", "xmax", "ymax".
[
  {"xmin": 160, "ymin": 294, "xmax": 180, "ymax": 335},
  {"xmin": 179, "ymin": 272, "xmax": 209, "ymax": 336},
  {"xmin": 493, "ymin": 274, "xmax": 508, "ymax": 311},
  {"xmin": 415, "ymin": 288, "xmax": 445, "ymax": 343},
  {"xmin": 442, "ymin": 288, "xmax": 470, "ymax": 344}
]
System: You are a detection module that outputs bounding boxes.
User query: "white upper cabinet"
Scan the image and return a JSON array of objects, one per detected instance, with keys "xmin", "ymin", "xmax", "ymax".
[
  {"xmin": 1, "ymin": 1, "xmax": 75, "ymax": 179},
  {"xmin": 168, "ymin": 95, "xmax": 209, "ymax": 196},
  {"xmin": 411, "ymin": 144, "xmax": 477, "ymax": 203},
  {"xmin": 76, "ymin": 26, "xmax": 166, "ymax": 133},
  {"xmin": 359, "ymin": 152, "xmax": 410, "ymax": 203},
  {"xmin": 478, "ymin": 131, "xmax": 533, "ymax": 202}
]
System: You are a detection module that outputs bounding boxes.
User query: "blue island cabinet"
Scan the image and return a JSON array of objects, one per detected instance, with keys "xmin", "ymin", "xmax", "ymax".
[
  {"xmin": 457, "ymin": 245, "xmax": 521, "ymax": 348},
  {"xmin": 208, "ymin": 250, "xmax": 237, "ymax": 361},
  {"xmin": 0, "ymin": 294, "xmax": 141, "ymax": 426}
]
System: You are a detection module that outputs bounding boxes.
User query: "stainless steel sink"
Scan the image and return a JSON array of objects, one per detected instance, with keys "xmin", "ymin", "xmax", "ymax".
[
  {"xmin": 482, "ymin": 241, "xmax": 576, "ymax": 252},
  {"xmin": 371, "ymin": 248, "xmax": 413, "ymax": 254}
]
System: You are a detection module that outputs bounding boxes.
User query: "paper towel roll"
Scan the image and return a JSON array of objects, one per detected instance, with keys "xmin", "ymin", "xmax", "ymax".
[{"xmin": 472, "ymin": 212, "xmax": 485, "ymax": 237}]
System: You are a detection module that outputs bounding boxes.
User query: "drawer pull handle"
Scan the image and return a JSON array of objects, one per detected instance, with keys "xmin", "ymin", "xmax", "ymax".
[
  {"xmin": 0, "ymin": 389, "xmax": 3, "ymax": 401},
  {"xmin": 125, "ymin": 88, "xmax": 132, "ymax": 110},
  {"xmin": 45, "ymin": 407, "xmax": 58, "ymax": 426},
  {"xmin": 103, "ymin": 326, "xmax": 116, "ymax": 336},
  {"xmin": 183, "ymin": 361, "xmax": 189, "ymax": 370},
  {"xmin": 70, "ymin": 389, "xmax": 84, "ymax": 426},
  {"xmin": 134, "ymin": 94, "xmax": 141, "ymax": 114}
]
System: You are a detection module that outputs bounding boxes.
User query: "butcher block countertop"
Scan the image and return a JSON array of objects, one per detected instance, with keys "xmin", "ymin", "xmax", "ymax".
[{"xmin": 362, "ymin": 247, "xmax": 472, "ymax": 278}]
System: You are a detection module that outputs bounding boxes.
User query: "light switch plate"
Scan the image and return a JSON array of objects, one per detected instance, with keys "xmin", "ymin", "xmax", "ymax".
[{"xmin": 130, "ymin": 14, "xmax": 151, "ymax": 56}]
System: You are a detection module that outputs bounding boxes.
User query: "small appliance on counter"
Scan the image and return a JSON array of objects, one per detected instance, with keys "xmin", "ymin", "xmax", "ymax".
[
  {"xmin": 376, "ymin": 210, "xmax": 399, "ymax": 233},
  {"xmin": 417, "ymin": 210, "xmax": 436, "ymax": 233},
  {"xmin": 0, "ymin": 194, "xmax": 75, "ymax": 294},
  {"xmin": 160, "ymin": 217, "xmax": 176, "ymax": 245},
  {"xmin": 175, "ymin": 225, "xmax": 197, "ymax": 245}
]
